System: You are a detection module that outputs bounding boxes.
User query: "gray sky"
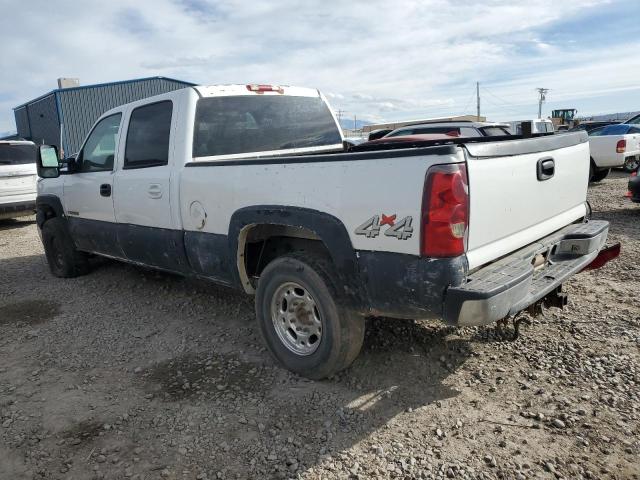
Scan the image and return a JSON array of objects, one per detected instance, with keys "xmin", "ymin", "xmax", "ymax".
[{"xmin": 1, "ymin": 0, "xmax": 639, "ymax": 133}]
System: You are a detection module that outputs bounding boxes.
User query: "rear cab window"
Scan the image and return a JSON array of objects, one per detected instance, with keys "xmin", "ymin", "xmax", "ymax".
[
  {"xmin": 0, "ymin": 143, "xmax": 37, "ymax": 165},
  {"xmin": 192, "ymin": 95, "xmax": 342, "ymax": 158}
]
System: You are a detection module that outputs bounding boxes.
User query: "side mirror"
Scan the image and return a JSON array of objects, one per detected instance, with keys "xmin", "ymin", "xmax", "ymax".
[
  {"xmin": 61, "ymin": 154, "xmax": 79, "ymax": 173},
  {"xmin": 36, "ymin": 145, "xmax": 60, "ymax": 178}
]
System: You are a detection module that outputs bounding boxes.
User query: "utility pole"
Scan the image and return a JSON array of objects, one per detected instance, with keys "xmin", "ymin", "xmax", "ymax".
[
  {"xmin": 476, "ymin": 82, "xmax": 480, "ymax": 121},
  {"xmin": 536, "ymin": 88, "xmax": 549, "ymax": 118},
  {"xmin": 336, "ymin": 109, "xmax": 344, "ymax": 126},
  {"xmin": 354, "ymin": 114, "xmax": 357, "ymax": 131}
]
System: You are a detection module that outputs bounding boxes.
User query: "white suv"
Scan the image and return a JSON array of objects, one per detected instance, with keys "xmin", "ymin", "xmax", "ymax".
[{"xmin": 0, "ymin": 140, "xmax": 37, "ymax": 220}]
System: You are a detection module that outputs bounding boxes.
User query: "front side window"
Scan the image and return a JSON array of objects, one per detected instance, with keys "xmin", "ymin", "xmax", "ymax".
[
  {"xmin": 193, "ymin": 95, "xmax": 342, "ymax": 158},
  {"xmin": 125, "ymin": 101, "xmax": 173, "ymax": 169},
  {"xmin": 78, "ymin": 114, "xmax": 122, "ymax": 173}
]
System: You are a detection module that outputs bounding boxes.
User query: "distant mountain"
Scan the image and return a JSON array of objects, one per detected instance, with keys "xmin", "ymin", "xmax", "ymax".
[
  {"xmin": 339, "ymin": 118, "xmax": 372, "ymax": 130},
  {"xmin": 580, "ymin": 111, "xmax": 640, "ymax": 122}
]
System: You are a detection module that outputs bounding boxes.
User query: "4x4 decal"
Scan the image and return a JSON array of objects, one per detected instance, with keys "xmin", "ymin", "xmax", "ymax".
[{"xmin": 355, "ymin": 214, "xmax": 413, "ymax": 240}]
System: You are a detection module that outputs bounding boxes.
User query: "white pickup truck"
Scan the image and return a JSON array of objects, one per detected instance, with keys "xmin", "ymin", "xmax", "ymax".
[
  {"xmin": 589, "ymin": 124, "xmax": 640, "ymax": 178},
  {"xmin": 34, "ymin": 84, "xmax": 617, "ymax": 379}
]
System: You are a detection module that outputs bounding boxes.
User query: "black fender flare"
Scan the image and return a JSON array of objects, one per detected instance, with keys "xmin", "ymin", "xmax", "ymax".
[
  {"xmin": 228, "ymin": 205, "xmax": 364, "ymax": 306},
  {"xmin": 35, "ymin": 195, "xmax": 65, "ymax": 228}
]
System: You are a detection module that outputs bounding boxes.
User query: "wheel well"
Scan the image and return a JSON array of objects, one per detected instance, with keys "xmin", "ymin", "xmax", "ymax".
[
  {"xmin": 36, "ymin": 204, "xmax": 58, "ymax": 227},
  {"xmin": 238, "ymin": 224, "xmax": 332, "ymax": 293}
]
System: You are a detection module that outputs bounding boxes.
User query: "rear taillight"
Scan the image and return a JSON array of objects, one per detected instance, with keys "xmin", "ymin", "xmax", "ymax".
[
  {"xmin": 616, "ymin": 139, "xmax": 626, "ymax": 153},
  {"xmin": 421, "ymin": 163, "xmax": 469, "ymax": 257}
]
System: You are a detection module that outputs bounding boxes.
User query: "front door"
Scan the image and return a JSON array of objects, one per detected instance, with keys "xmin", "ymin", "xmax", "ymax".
[{"xmin": 63, "ymin": 113, "xmax": 123, "ymax": 256}]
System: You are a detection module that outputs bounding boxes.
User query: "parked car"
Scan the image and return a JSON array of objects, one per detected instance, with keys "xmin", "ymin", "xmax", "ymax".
[
  {"xmin": 0, "ymin": 140, "xmax": 37, "ymax": 220},
  {"xmin": 34, "ymin": 84, "xmax": 617, "ymax": 379},
  {"xmin": 381, "ymin": 121, "xmax": 511, "ymax": 138},
  {"xmin": 627, "ymin": 167, "xmax": 640, "ymax": 203},
  {"xmin": 569, "ymin": 121, "xmax": 619, "ymax": 133},
  {"xmin": 354, "ymin": 133, "xmax": 460, "ymax": 150},
  {"xmin": 589, "ymin": 124, "xmax": 640, "ymax": 176}
]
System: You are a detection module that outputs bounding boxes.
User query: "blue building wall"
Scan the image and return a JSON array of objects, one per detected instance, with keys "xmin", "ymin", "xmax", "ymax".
[{"xmin": 14, "ymin": 77, "xmax": 194, "ymax": 155}]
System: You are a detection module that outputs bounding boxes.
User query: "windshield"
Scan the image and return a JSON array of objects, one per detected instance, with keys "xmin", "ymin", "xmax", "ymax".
[
  {"xmin": 386, "ymin": 126, "xmax": 482, "ymax": 137},
  {"xmin": 626, "ymin": 114, "xmax": 640, "ymax": 124},
  {"xmin": 193, "ymin": 95, "xmax": 342, "ymax": 158},
  {"xmin": 0, "ymin": 143, "xmax": 37, "ymax": 165},
  {"xmin": 588, "ymin": 127, "xmax": 606, "ymax": 136}
]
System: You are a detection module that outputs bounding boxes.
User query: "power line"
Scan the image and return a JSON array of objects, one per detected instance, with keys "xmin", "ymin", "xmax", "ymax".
[{"xmin": 481, "ymin": 86, "xmax": 519, "ymax": 108}]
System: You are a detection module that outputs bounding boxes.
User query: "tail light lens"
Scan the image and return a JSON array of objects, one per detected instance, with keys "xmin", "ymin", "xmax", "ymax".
[
  {"xmin": 421, "ymin": 163, "xmax": 469, "ymax": 257},
  {"xmin": 246, "ymin": 84, "xmax": 284, "ymax": 94},
  {"xmin": 616, "ymin": 139, "xmax": 626, "ymax": 153}
]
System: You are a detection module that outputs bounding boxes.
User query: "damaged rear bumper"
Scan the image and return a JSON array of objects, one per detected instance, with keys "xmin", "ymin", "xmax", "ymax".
[{"xmin": 443, "ymin": 220, "xmax": 613, "ymax": 327}]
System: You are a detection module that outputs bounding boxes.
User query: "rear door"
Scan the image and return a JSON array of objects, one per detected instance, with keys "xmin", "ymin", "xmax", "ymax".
[
  {"xmin": 0, "ymin": 142, "xmax": 37, "ymax": 205},
  {"xmin": 113, "ymin": 100, "xmax": 187, "ymax": 272},
  {"xmin": 464, "ymin": 133, "xmax": 590, "ymax": 269}
]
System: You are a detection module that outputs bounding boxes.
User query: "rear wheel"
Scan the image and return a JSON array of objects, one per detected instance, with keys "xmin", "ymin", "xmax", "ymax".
[
  {"xmin": 624, "ymin": 156, "xmax": 639, "ymax": 172},
  {"xmin": 255, "ymin": 253, "xmax": 364, "ymax": 379},
  {"xmin": 41, "ymin": 218, "xmax": 89, "ymax": 277},
  {"xmin": 590, "ymin": 168, "xmax": 610, "ymax": 182}
]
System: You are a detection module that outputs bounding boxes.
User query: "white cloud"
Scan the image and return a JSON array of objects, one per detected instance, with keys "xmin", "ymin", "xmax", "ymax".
[{"xmin": 0, "ymin": 0, "xmax": 638, "ymax": 132}]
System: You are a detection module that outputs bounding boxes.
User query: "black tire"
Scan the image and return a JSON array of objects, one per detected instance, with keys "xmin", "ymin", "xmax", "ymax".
[
  {"xmin": 624, "ymin": 156, "xmax": 640, "ymax": 172},
  {"xmin": 41, "ymin": 217, "xmax": 89, "ymax": 278},
  {"xmin": 590, "ymin": 168, "xmax": 610, "ymax": 182},
  {"xmin": 255, "ymin": 253, "xmax": 365, "ymax": 380}
]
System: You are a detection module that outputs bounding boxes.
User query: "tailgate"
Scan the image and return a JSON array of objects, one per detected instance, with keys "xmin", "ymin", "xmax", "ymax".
[
  {"xmin": 0, "ymin": 165, "xmax": 37, "ymax": 199},
  {"xmin": 463, "ymin": 132, "xmax": 589, "ymax": 269}
]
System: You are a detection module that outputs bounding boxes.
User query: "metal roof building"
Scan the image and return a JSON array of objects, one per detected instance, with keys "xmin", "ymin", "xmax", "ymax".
[{"xmin": 13, "ymin": 76, "xmax": 194, "ymax": 156}]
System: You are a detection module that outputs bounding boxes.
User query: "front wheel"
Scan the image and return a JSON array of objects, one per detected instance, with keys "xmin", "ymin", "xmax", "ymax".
[
  {"xmin": 624, "ymin": 156, "xmax": 639, "ymax": 172},
  {"xmin": 255, "ymin": 253, "xmax": 364, "ymax": 379},
  {"xmin": 41, "ymin": 217, "xmax": 89, "ymax": 277}
]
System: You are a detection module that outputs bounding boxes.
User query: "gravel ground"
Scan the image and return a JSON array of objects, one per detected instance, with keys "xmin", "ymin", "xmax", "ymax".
[{"xmin": 0, "ymin": 171, "xmax": 638, "ymax": 480}]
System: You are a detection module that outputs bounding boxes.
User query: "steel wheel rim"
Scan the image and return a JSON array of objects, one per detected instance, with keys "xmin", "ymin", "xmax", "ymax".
[
  {"xmin": 625, "ymin": 157, "xmax": 639, "ymax": 171},
  {"xmin": 270, "ymin": 281, "xmax": 323, "ymax": 356}
]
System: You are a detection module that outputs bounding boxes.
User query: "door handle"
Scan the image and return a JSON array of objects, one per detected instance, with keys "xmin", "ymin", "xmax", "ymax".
[
  {"xmin": 147, "ymin": 184, "xmax": 163, "ymax": 199},
  {"xmin": 99, "ymin": 184, "xmax": 111, "ymax": 197},
  {"xmin": 536, "ymin": 157, "xmax": 555, "ymax": 181}
]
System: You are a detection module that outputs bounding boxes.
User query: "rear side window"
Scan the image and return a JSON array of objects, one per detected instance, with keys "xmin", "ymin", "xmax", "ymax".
[
  {"xmin": 480, "ymin": 127, "xmax": 509, "ymax": 136},
  {"xmin": 0, "ymin": 143, "xmax": 36, "ymax": 165},
  {"xmin": 125, "ymin": 101, "xmax": 173, "ymax": 169},
  {"xmin": 193, "ymin": 96, "xmax": 342, "ymax": 158}
]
